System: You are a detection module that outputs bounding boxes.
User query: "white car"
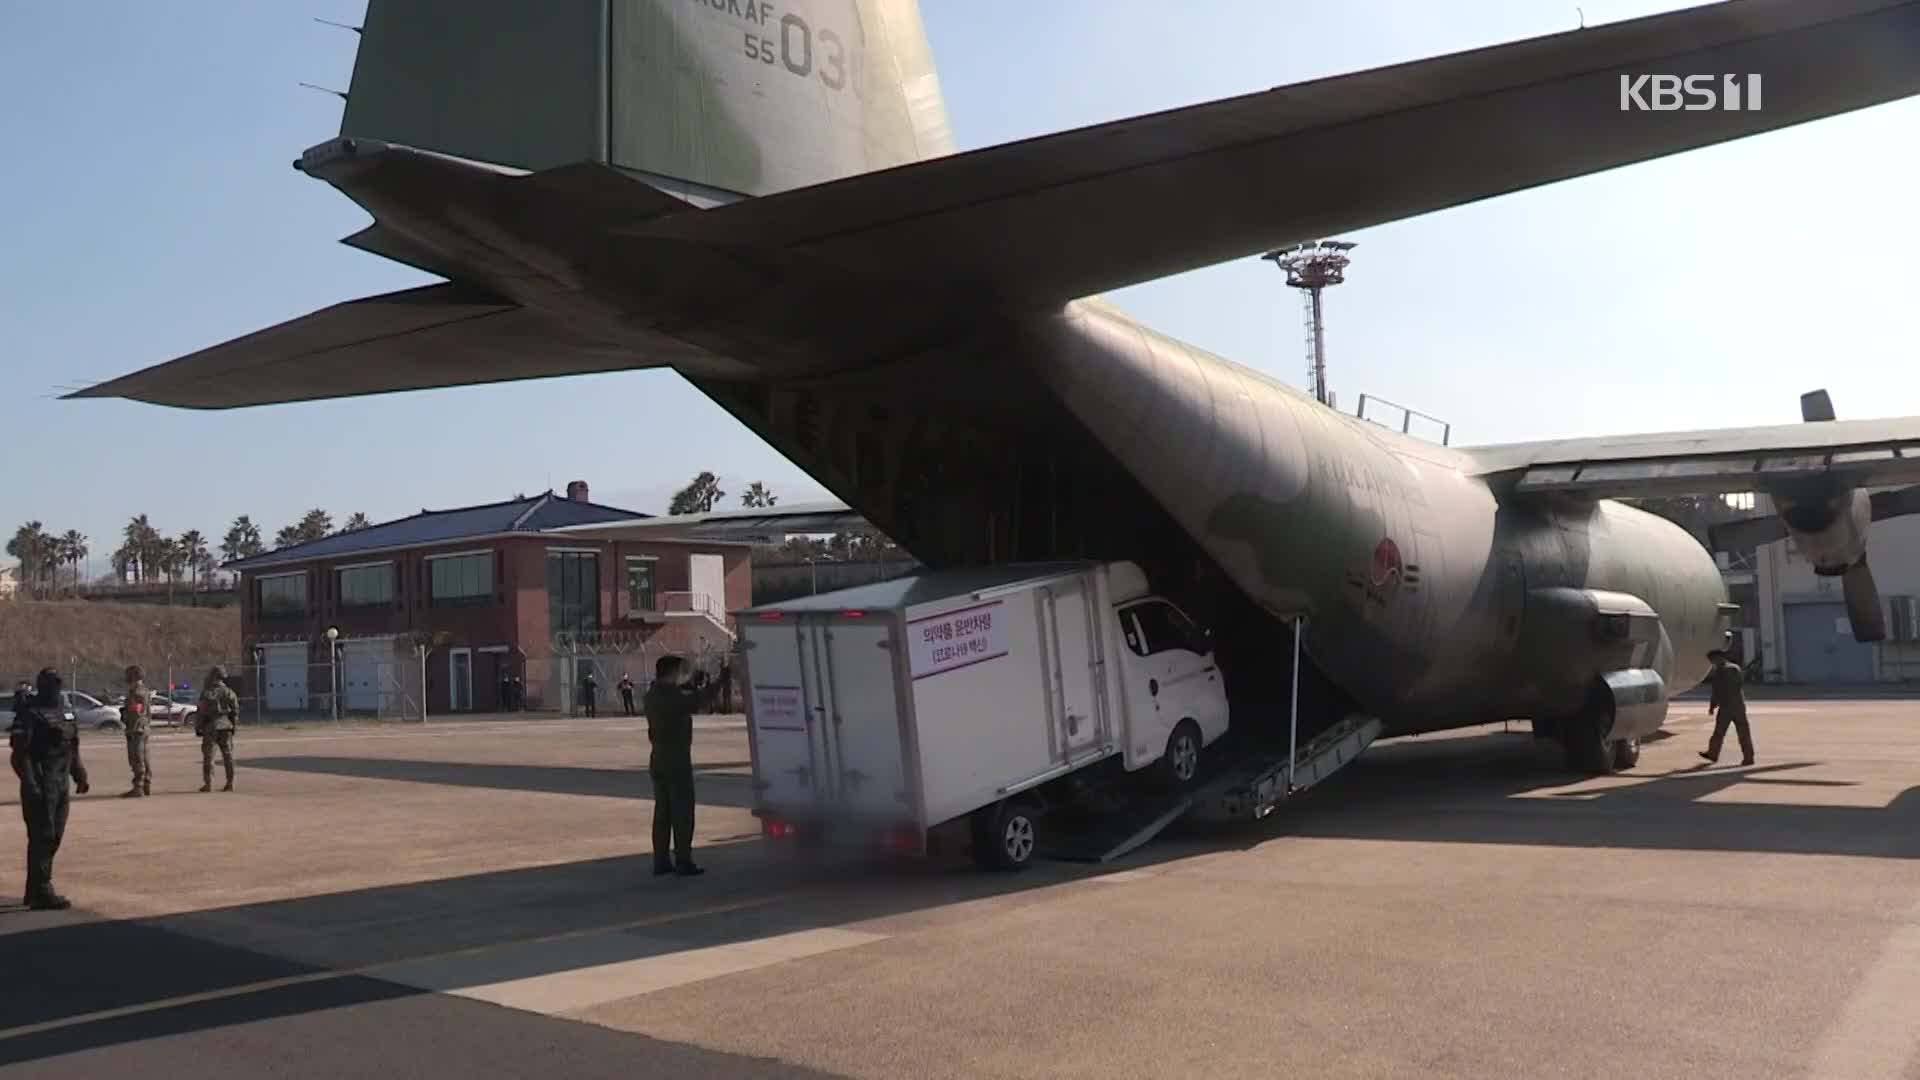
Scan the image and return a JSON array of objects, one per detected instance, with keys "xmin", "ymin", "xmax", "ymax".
[
  {"xmin": 146, "ymin": 694, "xmax": 198, "ymax": 727},
  {"xmin": 2, "ymin": 690, "xmax": 126, "ymax": 731}
]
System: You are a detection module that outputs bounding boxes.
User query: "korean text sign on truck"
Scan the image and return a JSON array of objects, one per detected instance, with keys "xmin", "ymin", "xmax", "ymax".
[{"xmin": 737, "ymin": 561, "xmax": 1228, "ymax": 870}]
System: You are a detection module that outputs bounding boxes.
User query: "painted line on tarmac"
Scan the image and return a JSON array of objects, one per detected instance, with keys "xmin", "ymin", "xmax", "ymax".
[
  {"xmin": 0, "ymin": 892, "xmax": 789, "ymax": 1044},
  {"xmin": 1805, "ymin": 895, "xmax": 1920, "ymax": 1080}
]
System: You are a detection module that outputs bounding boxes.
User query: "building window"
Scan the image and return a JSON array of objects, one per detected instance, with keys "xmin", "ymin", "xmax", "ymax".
[
  {"xmin": 549, "ymin": 550, "xmax": 600, "ymax": 635},
  {"xmin": 257, "ymin": 572, "xmax": 309, "ymax": 617},
  {"xmin": 626, "ymin": 557, "xmax": 657, "ymax": 611},
  {"xmin": 429, "ymin": 553, "xmax": 493, "ymax": 606},
  {"xmin": 337, "ymin": 563, "xmax": 395, "ymax": 610}
]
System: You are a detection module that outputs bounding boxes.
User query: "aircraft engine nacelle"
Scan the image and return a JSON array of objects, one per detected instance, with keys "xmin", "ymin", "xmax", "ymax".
[
  {"xmin": 1778, "ymin": 488, "xmax": 1872, "ymax": 575},
  {"xmin": 1523, "ymin": 587, "xmax": 1672, "ymax": 723}
]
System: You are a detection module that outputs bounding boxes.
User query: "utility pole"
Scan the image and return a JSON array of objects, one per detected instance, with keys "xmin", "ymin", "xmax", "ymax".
[{"xmin": 1262, "ymin": 240, "xmax": 1357, "ymax": 407}]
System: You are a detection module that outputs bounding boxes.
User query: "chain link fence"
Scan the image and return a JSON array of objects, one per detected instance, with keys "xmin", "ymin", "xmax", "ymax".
[
  {"xmin": 13, "ymin": 627, "xmax": 750, "ymax": 728},
  {"xmin": 529, "ymin": 630, "xmax": 740, "ymax": 718}
]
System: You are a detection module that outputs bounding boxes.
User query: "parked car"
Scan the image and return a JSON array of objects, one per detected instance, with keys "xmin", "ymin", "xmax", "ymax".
[
  {"xmin": 1, "ymin": 689, "xmax": 124, "ymax": 730},
  {"xmin": 148, "ymin": 694, "xmax": 198, "ymax": 727},
  {"xmin": 106, "ymin": 691, "xmax": 197, "ymax": 727}
]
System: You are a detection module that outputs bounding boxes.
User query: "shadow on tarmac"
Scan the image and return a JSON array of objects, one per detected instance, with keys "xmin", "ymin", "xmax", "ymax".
[
  {"xmin": 8, "ymin": 725, "xmax": 1920, "ymax": 1066},
  {"xmin": 241, "ymin": 756, "xmax": 760, "ymax": 807},
  {"xmin": 1242, "ymin": 728, "xmax": 1920, "ymax": 861},
  {"xmin": 0, "ymin": 833, "xmax": 1211, "ymax": 1067}
]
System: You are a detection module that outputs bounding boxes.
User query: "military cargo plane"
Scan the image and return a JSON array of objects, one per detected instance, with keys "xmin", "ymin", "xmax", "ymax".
[{"xmin": 72, "ymin": 1, "xmax": 1920, "ymax": 772}]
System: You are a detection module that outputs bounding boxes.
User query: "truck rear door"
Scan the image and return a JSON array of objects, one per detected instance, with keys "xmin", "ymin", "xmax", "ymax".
[
  {"xmin": 745, "ymin": 614, "xmax": 912, "ymax": 825},
  {"xmin": 808, "ymin": 614, "xmax": 913, "ymax": 821},
  {"xmin": 743, "ymin": 618, "xmax": 819, "ymax": 816}
]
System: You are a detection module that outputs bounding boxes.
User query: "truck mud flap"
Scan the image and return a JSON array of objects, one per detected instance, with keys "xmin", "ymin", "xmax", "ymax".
[{"xmin": 1189, "ymin": 715, "xmax": 1381, "ymax": 824}]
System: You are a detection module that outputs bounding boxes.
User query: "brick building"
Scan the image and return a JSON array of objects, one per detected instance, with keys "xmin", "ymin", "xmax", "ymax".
[{"xmin": 228, "ymin": 482, "xmax": 751, "ymax": 715}]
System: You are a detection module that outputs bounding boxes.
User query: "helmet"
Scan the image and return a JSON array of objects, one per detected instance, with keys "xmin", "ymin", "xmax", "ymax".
[{"xmin": 34, "ymin": 667, "xmax": 62, "ymax": 706}]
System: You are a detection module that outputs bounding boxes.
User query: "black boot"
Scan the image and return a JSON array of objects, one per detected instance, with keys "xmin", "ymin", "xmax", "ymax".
[
  {"xmin": 674, "ymin": 861, "xmax": 705, "ymax": 878},
  {"xmin": 653, "ymin": 859, "xmax": 675, "ymax": 877},
  {"xmin": 28, "ymin": 890, "xmax": 72, "ymax": 911}
]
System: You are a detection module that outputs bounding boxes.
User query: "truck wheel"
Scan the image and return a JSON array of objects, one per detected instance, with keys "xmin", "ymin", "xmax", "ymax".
[
  {"xmin": 971, "ymin": 801, "xmax": 1039, "ymax": 872},
  {"xmin": 1610, "ymin": 735, "xmax": 1641, "ymax": 770},
  {"xmin": 1158, "ymin": 721, "xmax": 1203, "ymax": 789}
]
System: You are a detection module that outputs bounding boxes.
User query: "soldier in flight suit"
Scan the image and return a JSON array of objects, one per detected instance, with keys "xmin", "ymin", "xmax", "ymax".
[
  {"xmin": 121, "ymin": 665, "xmax": 153, "ymax": 797},
  {"xmin": 11, "ymin": 668, "xmax": 91, "ymax": 909},
  {"xmin": 618, "ymin": 672, "xmax": 636, "ymax": 716},
  {"xmin": 1701, "ymin": 647, "xmax": 1755, "ymax": 766},
  {"xmin": 644, "ymin": 656, "xmax": 719, "ymax": 877},
  {"xmin": 196, "ymin": 667, "xmax": 240, "ymax": 792}
]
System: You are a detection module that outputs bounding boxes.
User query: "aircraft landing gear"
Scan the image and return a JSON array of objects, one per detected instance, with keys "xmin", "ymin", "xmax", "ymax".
[
  {"xmin": 1610, "ymin": 735, "xmax": 1641, "ymax": 771},
  {"xmin": 1560, "ymin": 701, "xmax": 1616, "ymax": 776}
]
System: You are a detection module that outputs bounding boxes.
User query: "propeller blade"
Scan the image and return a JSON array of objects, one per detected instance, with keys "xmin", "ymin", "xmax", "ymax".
[
  {"xmin": 1842, "ymin": 560, "xmax": 1887, "ymax": 643},
  {"xmin": 1801, "ymin": 389, "xmax": 1836, "ymax": 423},
  {"xmin": 1708, "ymin": 514, "xmax": 1790, "ymax": 552},
  {"xmin": 1869, "ymin": 485, "xmax": 1920, "ymax": 522}
]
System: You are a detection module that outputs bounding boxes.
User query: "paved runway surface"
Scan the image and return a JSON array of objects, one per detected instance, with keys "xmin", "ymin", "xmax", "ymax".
[{"xmin": 5, "ymin": 699, "xmax": 1920, "ymax": 1077}]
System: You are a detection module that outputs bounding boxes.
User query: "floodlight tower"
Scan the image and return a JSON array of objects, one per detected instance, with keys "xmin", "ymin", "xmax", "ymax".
[{"xmin": 1262, "ymin": 240, "xmax": 1357, "ymax": 407}]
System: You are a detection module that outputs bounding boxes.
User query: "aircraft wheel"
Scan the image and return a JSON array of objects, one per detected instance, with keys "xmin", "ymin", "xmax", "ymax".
[
  {"xmin": 1561, "ymin": 709, "xmax": 1615, "ymax": 776},
  {"xmin": 1610, "ymin": 735, "xmax": 1641, "ymax": 771},
  {"xmin": 971, "ymin": 800, "xmax": 1039, "ymax": 872}
]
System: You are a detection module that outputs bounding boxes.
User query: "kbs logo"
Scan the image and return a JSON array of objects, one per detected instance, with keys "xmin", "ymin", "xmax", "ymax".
[{"xmin": 1619, "ymin": 74, "xmax": 1763, "ymax": 111}]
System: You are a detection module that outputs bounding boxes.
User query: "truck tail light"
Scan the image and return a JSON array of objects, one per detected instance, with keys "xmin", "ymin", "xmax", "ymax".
[
  {"xmin": 884, "ymin": 824, "xmax": 922, "ymax": 855},
  {"xmin": 764, "ymin": 818, "xmax": 799, "ymax": 839}
]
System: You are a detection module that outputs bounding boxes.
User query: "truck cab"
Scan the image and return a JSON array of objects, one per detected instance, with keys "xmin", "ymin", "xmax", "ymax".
[{"xmin": 1113, "ymin": 594, "xmax": 1230, "ymax": 777}]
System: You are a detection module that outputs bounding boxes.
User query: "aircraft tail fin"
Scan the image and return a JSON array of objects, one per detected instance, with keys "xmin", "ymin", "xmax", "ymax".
[{"xmin": 341, "ymin": 0, "xmax": 953, "ymax": 199}]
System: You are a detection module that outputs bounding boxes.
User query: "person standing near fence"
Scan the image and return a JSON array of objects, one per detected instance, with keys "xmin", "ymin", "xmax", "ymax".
[
  {"xmin": 121, "ymin": 665, "xmax": 153, "ymax": 797},
  {"xmin": 618, "ymin": 672, "xmax": 636, "ymax": 717},
  {"xmin": 581, "ymin": 669, "xmax": 599, "ymax": 718},
  {"xmin": 196, "ymin": 667, "xmax": 240, "ymax": 792}
]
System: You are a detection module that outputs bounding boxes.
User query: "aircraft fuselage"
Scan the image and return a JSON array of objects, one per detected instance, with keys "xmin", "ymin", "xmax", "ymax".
[{"xmin": 1031, "ymin": 300, "xmax": 1728, "ymax": 737}]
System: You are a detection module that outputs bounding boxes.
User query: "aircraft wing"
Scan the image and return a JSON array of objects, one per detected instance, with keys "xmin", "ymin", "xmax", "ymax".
[
  {"xmin": 70, "ymin": 0, "xmax": 1920, "ymax": 408},
  {"xmin": 640, "ymin": 0, "xmax": 1920, "ymax": 307},
  {"xmin": 1460, "ymin": 416, "xmax": 1920, "ymax": 497},
  {"xmin": 63, "ymin": 282, "xmax": 705, "ymax": 409}
]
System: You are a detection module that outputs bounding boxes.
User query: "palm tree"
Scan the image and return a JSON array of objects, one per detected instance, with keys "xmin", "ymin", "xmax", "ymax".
[
  {"xmin": 177, "ymin": 530, "xmax": 209, "ymax": 593},
  {"xmin": 59, "ymin": 531, "xmax": 86, "ymax": 593},
  {"xmin": 275, "ymin": 509, "xmax": 333, "ymax": 548},
  {"xmin": 669, "ymin": 472, "xmax": 726, "ymax": 514},
  {"xmin": 741, "ymin": 482, "xmax": 778, "ymax": 508},
  {"xmin": 342, "ymin": 512, "xmax": 373, "ymax": 532},
  {"xmin": 123, "ymin": 514, "xmax": 162, "ymax": 584},
  {"xmin": 222, "ymin": 515, "xmax": 264, "ymax": 563},
  {"xmin": 157, "ymin": 538, "xmax": 188, "ymax": 604},
  {"xmin": 8, "ymin": 521, "xmax": 51, "ymax": 598}
]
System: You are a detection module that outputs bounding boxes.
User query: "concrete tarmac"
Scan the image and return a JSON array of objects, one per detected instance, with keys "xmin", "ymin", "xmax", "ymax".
[{"xmin": 4, "ymin": 699, "xmax": 1920, "ymax": 1078}]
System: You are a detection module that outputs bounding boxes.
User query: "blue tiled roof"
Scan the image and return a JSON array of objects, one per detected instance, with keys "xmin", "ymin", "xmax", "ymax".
[{"xmin": 226, "ymin": 494, "xmax": 648, "ymax": 571}]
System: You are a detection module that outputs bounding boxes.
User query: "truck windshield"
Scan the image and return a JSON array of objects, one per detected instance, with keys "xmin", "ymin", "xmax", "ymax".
[{"xmin": 1125, "ymin": 601, "xmax": 1206, "ymax": 657}]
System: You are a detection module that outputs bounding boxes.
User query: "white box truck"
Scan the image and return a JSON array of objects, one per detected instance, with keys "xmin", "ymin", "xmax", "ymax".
[{"xmin": 736, "ymin": 560, "xmax": 1230, "ymax": 871}]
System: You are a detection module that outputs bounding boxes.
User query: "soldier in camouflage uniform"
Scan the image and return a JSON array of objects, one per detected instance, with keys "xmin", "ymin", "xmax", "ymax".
[
  {"xmin": 121, "ymin": 665, "xmax": 153, "ymax": 797},
  {"xmin": 195, "ymin": 666, "xmax": 240, "ymax": 792}
]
